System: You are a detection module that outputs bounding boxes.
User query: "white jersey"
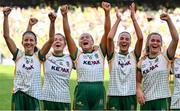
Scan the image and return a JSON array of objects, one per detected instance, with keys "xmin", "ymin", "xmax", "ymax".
[
  {"xmin": 171, "ymin": 58, "xmax": 180, "ymax": 109},
  {"xmin": 42, "ymin": 54, "xmax": 73, "ymax": 103},
  {"xmin": 13, "ymin": 49, "xmax": 42, "ymax": 100},
  {"xmin": 74, "ymin": 47, "xmax": 105, "ymax": 82},
  {"xmin": 108, "ymin": 51, "xmax": 136, "ymax": 96},
  {"xmin": 137, "ymin": 51, "xmax": 171, "ymax": 101}
]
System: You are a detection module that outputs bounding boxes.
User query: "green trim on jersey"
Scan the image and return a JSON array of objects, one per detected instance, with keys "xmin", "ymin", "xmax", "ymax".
[
  {"xmin": 25, "ymin": 54, "xmax": 33, "ymax": 56},
  {"xmin": 167, "ymin": 50, "xmax": 173, "ymax": 60},
  {"xmin": 43, "ymin": 100, "xmax": 70, "ymax": 110},
  {"xmin": 107, "ymin": 52, "xmax": 114, "ymax": 61},
  {"xmin": 11, "ymin": 91, "xmax": 40, "ymax": 110},
  {"xmin": 73, "ymin": 82, "xmax": 106, "ymax": 110},
  {"xmin": 141, "ymin": 98, "xmax": 170, "ymax": 110},
  {"xmin": 108, "ymin": 51, "xmax": 138, "ymax": 62},
  {"xmin": 52, "ymin": 53, "xmax": 65, "ymax": 57},
  {"xmin": 118, "ymin": 52, "xmax": 128, "ymax": 56},
  {"xmin": 107, "ymin": 95, "xmax": 137, "ymax": 110},
  {"xmin": 38, "ymin": 51, "xmax": 46, "ymax": 61},
  {"xmin": 100, "ymin": 44, "xmax": 106, "ymax": 57},
  {"xmin": 71, "ymin": 47, "xmax": 78, "ymax": 61},
  {"xmin": 12, "ymin": 48, "xmax": 19, "ymax": 61},
  {"xmin": 133, "ymin": 51, "xmax": 140, "ymax": 62},
  {"xmin": 83, "ymin": 50, "xmax": 94, "ymax": 54},
  {"xmin": 12, "ymin": 48, "xmax": 45, "ymax": 62}
]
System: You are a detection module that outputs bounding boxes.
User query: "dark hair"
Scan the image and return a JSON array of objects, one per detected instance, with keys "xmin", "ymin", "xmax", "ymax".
[
  {"xmin": 22, "ymin": 31, "xmax": 38, "ymax": 52},
  {"xmin": 23, "ymin": 31, "xmax": 37, "ymax": 42},
  {"xmin": 55, "ymin": 33, "xmax": 66, "ymax": 44},
  {"xmin": 145, "ymin": 32, "xmax": 162, "ymax": 55},
  {"xmin": 118, "ymin": 31, "xmax": 131, "ymax": 39}
]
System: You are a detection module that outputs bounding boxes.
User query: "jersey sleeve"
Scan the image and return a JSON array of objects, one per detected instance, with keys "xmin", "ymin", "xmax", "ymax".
[
  {"xmin": 132, "ymin": 50, "xmax": 140, "ymax": 62},
  {"xmin": 99, "ymin": 44, "xmax": 106, "ymax": 58},
  {"xmin": 163, "ymin": 50, "xmax": 173, "ymax": 61},
  {"xmin": 37, "ymin": 51, "xmax": 46, "ymax": 62},
  {"xmin": 96, "ymin": 45, "xmax": 106, "ymax": 60},
  {"xmin": 107, "ymin": 51, "xmax": 115, "ymax": 63},
  {"xmin": 70, "ymin": 47, "xmax": 79, "ymax": 61},
  {"xmin": 12, "ymin": 49, "xmax": 24, "ymax": 61}
]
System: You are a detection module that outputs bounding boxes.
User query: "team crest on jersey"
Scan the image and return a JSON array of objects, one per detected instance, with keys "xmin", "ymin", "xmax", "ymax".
[
  {"xmin": 142, "ymin": 64, "xmax": 146, "ymax": 68},
  {"xmin": 95, "ymin": 54, "xmax": 99, "ymax": 58},
  {"xmin": 149, "ymin": 57, "xmax": 159, "ymax": 65},
  {"xmin": 127, "ymin": 54, "xmax": 130, "ymax": 59},
  {"xmin": 25, "ymin": 57, "xmax": 33, "ymax": 64},
  {"xmin": 59, "ymin": 61, "xmax": 63, "ymax": 66},
  {"xmin": 87, "ymin": 55, "xmax": 93, "ymax": 59},
  {"xmin": 83, "ymin": 55, "xmax": 88, "ymax": 59},
  {"xmin": 23, "ymin": 57, "xmax": 34, "ymax": 70},
  {"xmin": 66, "ymin": 61, "xmax": 70, "ymax": 67},
  {"xmin": 155, "ymin": 57, "xmax": 159, "ymax": 63}
]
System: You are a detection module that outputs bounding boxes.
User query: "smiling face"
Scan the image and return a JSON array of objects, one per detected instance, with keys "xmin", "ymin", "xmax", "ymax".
[
  {"xmin": 52, "ymin": 34, "xmax": 66, "ymax": 54},
  {"xmin": 22, "ymin": 32, "xmax": 37, "ymax": 55},
  {"xmin": 148, "ymin": 33, "xmax": 162, "ymax": 55},
  {"xmin": 79, "ymin": 33, "xmax": 94, "ymax": 52},
  {"xmin": 117, "ymin": 32, "xmax": 131, "ymax": 54}
]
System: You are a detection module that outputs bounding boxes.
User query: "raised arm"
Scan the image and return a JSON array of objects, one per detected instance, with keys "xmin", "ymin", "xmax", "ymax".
[
  {"xmin": 61, "ymin": 5, "xmax": 77, "ymax": 59},
  {"xmin": 136, "ymin": 70, "xmax": 145, "ymax": 105},
  {"xmin": 107, "ymin": 11, "xmax": 121, "ymax": 59},
  {"xmin": 39, "ymin": 12, "xmax": 56, "ymax": 56},
  {"xmin": 160, "ymin": 13, "xmax": 179, "ymax": 59},
  {"xmin": 3, "ymin": 7, "xmax": 17, "ymax": 55},
  {"xmin": 130, "ymin": 3, "xmax": 143, "ymax": 58},
  {"xmin": 100, "ymin": 1, "xmax": 111, "ymax": 55},
  {"xmin": 26, "ymin": 17, "xmax": 38, "ymax": 31}
]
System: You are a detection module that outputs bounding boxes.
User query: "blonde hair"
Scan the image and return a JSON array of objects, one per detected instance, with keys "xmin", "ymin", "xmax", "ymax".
[{"xmin": 118, "ymin": 31, "xmax": 131, "ymax": 42}]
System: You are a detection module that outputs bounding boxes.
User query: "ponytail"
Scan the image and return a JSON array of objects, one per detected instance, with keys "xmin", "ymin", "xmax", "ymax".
[{"xmin": 34, "ymin": 46, "xmax": 39, "ymax": 53}]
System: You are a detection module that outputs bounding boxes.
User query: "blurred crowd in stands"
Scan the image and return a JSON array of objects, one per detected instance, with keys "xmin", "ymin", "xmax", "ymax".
[{"xmin": 0, "ymin": 6, "xmax": 180, "ymax": 62}]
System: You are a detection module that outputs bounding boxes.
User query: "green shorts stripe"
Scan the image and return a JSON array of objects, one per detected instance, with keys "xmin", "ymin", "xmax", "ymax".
[
  {"xmin": 141, "ymin": 98, "xmax": 170, "ymax": 110},
  {"xmin": 73, "ymin": 82, "xmax": 106, "ymax": 110},
  {"xmin": 107, "ymin": 95, "xmax": 137, "ymax": 110},
  {"xmin": 43, "ymin": 100, "xmax": 70, "ymax": 110},
  {"xmin": 11, "ymin": 91, "xmax": 40, "ymax": 110}
]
